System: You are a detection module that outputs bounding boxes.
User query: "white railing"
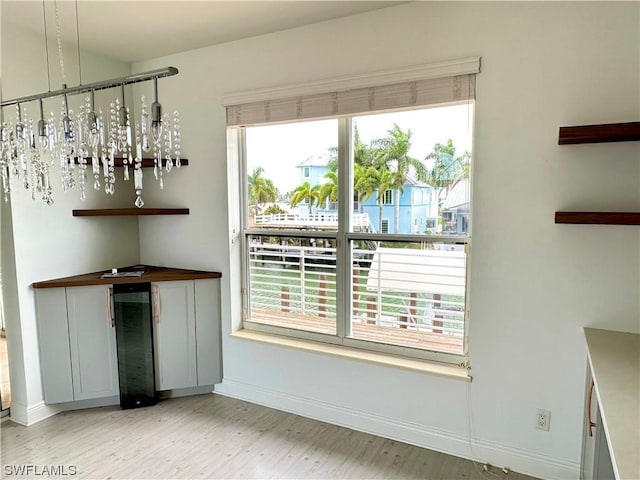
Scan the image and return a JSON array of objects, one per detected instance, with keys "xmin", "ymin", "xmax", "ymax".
[
  {"xmin": 254, "ymin": 212, "xmax": 371, "ymax": 229},
  {"xmin": 353, "ymin": 247, "xmax": 465, "ymax": 336},
  {"xmin": 249, "ymin": 243, "xmax": 337, "ymax": 320},
  {"xmin": 248, "ymin": 243, "xmax": 465, "ymax": 337}
]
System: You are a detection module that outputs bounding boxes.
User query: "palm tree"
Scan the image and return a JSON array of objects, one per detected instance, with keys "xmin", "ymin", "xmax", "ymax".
[
  {"xmin": 290, "ymin": 181, "xmax": 321, "ymax": 215},
  {"xmin": 248, "ymin": 167, "xmax": 278, "ymax": 207},
  {"xmin": 353, "ymin": 163, "xmax": 377, "ymax": 214},
  {"xmin": 425, "ymin": 139, "xmax": 470, "ymax": 212},
  {"xmin": 372, "ymin": 168, "xmax": 395, "ymax": 233},
  {"xmin": 318, "ymin": 170, "xmax": 338, "ymax": 209},
  {"xmin": 373, "ymin": 125, "xmax": 427, "ymax": 233},
  {"xmin": 353, "ymin": 125, "xmax": 376, "ymax": 168}
]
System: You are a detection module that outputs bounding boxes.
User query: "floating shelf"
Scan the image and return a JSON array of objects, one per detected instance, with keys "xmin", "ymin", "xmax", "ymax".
[
  {"xmin": 73, "ymin": 208, "xmax": 189, "ymax": 217},
  {"xmin": 73, "ymin": 157, "xmax": 188, "ymax": 167},
  {"xmin": 555, "ymin": 212, "xmax": 640, "ymax": 225},
  {"xmin": 558, "ymin": 122, "xmax": 640, "ymax": 145}
]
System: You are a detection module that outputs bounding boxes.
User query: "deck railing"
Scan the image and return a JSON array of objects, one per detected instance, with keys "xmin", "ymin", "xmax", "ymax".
[
  {"xmin": 248, "ymin": 242, "xmax": 466, "ymax": 352},
  {"xmin": 254, "ymin": 212, "xmax": 371, "ymax": 229}
]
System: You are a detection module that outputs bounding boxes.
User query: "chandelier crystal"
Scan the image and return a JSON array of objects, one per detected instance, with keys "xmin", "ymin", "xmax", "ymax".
[
  {"xmin": 0, "ymin": 70, "xmax": 181, "ymax": 207},
  {"xmin": 0, "ymin": 0, "xmax": 181, "ymax": 208}
]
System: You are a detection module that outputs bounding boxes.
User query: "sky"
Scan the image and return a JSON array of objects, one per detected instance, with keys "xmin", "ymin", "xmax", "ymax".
[{"xmin": 246, "ymin": 104, "xmax": 474, "ymax": 194}]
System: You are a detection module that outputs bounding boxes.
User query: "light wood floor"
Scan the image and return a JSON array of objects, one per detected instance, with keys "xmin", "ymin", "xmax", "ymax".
[{"xmin": 1, "ymin": 394, "xmax": 539, "ymax": 480}]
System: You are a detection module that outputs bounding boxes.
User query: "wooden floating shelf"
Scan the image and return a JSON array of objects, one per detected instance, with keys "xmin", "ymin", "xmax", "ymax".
[
  {"xmin": 555, "ymin": 212, "xmax": 640, "ymax": 225},
  {"xmin": 558, "ymin": 122, "xmax": 640, "ymax": 145},
  {"xmin": 73, "ymin": 157, "xmax": 188, "ymax": 167},
  {"xmin": 73, "ymin": 208, "xmax": 190, "ymax": 217}
]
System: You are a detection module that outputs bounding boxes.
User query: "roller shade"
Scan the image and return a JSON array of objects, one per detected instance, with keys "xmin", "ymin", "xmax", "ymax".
[{"xmin": 224, "ymin": 57, "xmax": 479, "ymax": 127}]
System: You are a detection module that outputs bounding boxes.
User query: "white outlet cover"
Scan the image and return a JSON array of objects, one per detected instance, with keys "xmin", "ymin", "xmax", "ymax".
[{"xmin": 536, "ymin": 409, "xmax": 551, "ymax": 431}]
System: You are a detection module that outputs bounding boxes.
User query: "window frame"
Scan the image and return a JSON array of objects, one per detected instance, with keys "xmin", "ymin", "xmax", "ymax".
[{"xmin": 237, "ymin": 114, "xmax": 471, "ymax": 365}]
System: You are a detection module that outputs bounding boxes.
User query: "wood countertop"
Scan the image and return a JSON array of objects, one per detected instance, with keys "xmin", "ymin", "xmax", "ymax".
[
  {"xmin": 584, "ymin": 328, "xmax": 640, "ymax": 480},
  {"xmin": 32, "ymin": 265, "xmax": 222, "ymax": 288}
]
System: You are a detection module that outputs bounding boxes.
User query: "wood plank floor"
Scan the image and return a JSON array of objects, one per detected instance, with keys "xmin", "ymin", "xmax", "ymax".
[{"xmin": 1, "ymin": 394, "xmax": 539, "ymax": 480}]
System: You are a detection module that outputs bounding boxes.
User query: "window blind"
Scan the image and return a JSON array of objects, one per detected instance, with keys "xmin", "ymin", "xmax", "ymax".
[{"xmin": 224, "ymin": 57, "xmax": 479, "ymax": 127}]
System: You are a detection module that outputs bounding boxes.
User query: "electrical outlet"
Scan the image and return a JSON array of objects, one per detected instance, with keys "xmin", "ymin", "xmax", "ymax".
[{"xmin": 536, "ymin": 409, "xmax": 551, "ymax": 431}]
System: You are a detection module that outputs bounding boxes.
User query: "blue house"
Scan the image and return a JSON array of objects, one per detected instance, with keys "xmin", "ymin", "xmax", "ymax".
[
  {"xmin": 297, "ymin": 154, "xmax": 333, "ymax": 188},
  {"xmin": 359, "ymin": 179, "xmax": 438, "ymax": 234},
  {"xmin": 295, "ymin": 156, "xmax": 438, "ymax": 234}
]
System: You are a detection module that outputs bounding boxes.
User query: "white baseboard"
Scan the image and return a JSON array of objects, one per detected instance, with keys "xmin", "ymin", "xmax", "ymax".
[
  {"xmin": 9, "ymin": 401, "xmax": 60, "ymax": 426},
  {"xmin": 215, "ymin": 378, "xmax": 580, "ymax": 480},
  {"xmin": 158, "ymin": 385, "xmax": 215, "ymax": 399}
]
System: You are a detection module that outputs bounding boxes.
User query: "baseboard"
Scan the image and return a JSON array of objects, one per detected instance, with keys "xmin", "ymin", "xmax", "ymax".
[
  {"xmin": 215, "ymin": 378, "xmax": 580, "ymax": 480},
  {"xmin": 9, "ymin": 401, "xmax": 61, "ymax": 426},
  {"xmin": 158, "ymin": 385, "xmax": 214, "ymax": 399},
  {"xmin": 58, "ymin": 396, "xmax": 120, "ymax": 411}
]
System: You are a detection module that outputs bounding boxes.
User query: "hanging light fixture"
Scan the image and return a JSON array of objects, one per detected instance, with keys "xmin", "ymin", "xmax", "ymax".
[{"xmin": 0, "ymin": 0, "xmax": 181, "ymax": 208}]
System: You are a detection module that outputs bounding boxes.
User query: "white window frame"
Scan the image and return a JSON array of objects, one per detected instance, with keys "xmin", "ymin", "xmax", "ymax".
[
  {"xmin": 236, "ymin": 115, "xmax": 471, "ymax": 365},
  {"xmin": 227, "ymin": 57, "xmax": 479, "ymax": 365}
]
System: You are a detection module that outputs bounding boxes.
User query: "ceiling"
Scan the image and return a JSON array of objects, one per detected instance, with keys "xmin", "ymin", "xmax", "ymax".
[{"xmin": 2, "ymin": 1, "xmax": 404, "ymax": 63}]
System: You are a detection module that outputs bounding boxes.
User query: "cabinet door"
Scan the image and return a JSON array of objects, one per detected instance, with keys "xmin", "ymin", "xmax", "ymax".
[
  {"xmin": 66, "ymin": 285, "xmax": 119, "ymax": 400},
  {"xmin": 195, "ymin": 279, "xmax": 222, "ymax": 386},
  {"xmin": 35, "ymin": 288, "xmax": 74, "ymax": 404},
  {"xmin": 594, "ymin": 408, "xmax": 615, "ymax": 480},
  {"xmin": 152, "ymin": 281, "xmax": 197, "ymax": 390}
]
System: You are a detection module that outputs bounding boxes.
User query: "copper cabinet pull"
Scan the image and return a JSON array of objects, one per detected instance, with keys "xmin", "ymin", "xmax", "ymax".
[
  {"xmin": 587, "ymin": 378, "xmax": 597, "ymax": 437},
  {"xmin": 107, "ymin": 287, "xmax": 114, "ymax": 328},
  {"xmin": 152, "ymin": 284, "xmax": 160, "ymax": 324}
]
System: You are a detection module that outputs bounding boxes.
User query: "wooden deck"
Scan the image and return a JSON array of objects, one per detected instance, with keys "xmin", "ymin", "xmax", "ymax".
[{"xmin": 251, "ymin": 308, "xmax": 464, "ymax": 355}]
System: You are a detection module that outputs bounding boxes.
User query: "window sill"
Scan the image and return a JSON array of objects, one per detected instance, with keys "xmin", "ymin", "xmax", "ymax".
[{"xmin": 230, "ymin": 329, "xmax": 471, "ymax": 382}]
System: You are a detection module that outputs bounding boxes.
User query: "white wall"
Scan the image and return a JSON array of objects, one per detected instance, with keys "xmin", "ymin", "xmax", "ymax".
[
  {"xmin": 0, "ymin": 1, "xmax": 632, "ymax": 477},
  {"xmin": 134, "ymin": 3, "xmax": 640, "ymax": 478},
  {"xmin": 1, "ymin": 21, "xmax": 140, "ymax": 424}
]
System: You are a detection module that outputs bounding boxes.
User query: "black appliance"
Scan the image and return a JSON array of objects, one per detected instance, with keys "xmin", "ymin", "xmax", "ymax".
[{"xmin": 113, "ymin": 283, "xmax": 157, "ymax": 409}]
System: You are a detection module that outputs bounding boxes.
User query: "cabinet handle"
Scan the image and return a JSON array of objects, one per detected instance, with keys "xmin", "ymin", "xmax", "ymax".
[
  {"xmin": 587, "ymin": 378, "xmax": 597, "ymax": 437},
  {"xmin": 107, "ymin": 287, "xmax": 114, "ymax": 328},
  {"xmin": 152, "ymin": 284, "xmax": 160, "ymax": 324}
]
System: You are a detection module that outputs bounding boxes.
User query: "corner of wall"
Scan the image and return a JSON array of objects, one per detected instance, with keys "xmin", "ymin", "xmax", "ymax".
[{"xmin": 1, "ymin": 197, "xmax": 27, "ymax": 409}]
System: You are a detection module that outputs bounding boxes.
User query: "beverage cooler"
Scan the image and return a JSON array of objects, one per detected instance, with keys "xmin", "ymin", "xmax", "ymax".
[{"xmin": 112, "ymin": 283, "xmax": 157, "ymax": 409}]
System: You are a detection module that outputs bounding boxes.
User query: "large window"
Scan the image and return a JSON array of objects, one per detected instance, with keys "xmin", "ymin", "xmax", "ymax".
[{"xmin": 227, "ymin": 60, "xmax": 477, "ymax": 362}]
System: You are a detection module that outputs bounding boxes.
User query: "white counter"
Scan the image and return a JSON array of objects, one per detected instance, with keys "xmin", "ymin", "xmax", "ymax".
[{"xmin": 584, "ymin": 328, "xmax": 639, "ymax": 480}]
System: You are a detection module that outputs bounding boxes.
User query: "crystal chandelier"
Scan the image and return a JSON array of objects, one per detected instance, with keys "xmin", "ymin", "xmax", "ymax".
[{"xmin": 0, "ymin": 1, "xmax": 181, "ymax": 208}]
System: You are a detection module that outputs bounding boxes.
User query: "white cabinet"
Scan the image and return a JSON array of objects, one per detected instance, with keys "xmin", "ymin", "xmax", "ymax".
[
  {"xmin": 581, "ymin": 366, "xmax": 615, "ymax": 480},
  {"xmin": 152, "ymin": 281, "xmax": 197, "ymax": 390},
  {"xmin": 35, "ymin": 285, "xmax": 119, "ymax": 403},
  {"xmin": 35, "ymin": 288, "xmax": 74, "ymax": 403},
  {"xmin": 152, "ymin": 279, "xmax": 222, "ymax": 390},
  {"xmin": 195, "ymin": 279, "xmax": 222, "ymax": 386},
  {"xmin": 66, "ymin": 285, "xmax": 119, "ymax": 400},
  {"xmin": 35, "ymin": 276, "xmax": 222, "ymax": 404}
]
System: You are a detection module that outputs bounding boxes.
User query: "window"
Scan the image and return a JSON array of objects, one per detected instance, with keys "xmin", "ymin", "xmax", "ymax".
[{"xmin": 226, "ymin": 58, "xmax": 478, "ymax": 363}]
